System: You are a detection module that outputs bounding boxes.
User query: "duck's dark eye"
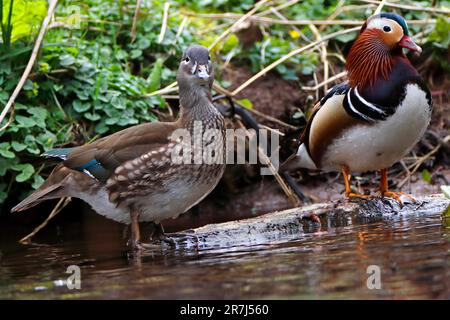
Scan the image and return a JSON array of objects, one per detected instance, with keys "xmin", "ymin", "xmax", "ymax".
[
  {"xmin": 184, "ymin": 57, "xmax": 190, "ymax": 63},
  {"xmin": 383, "ymin": 26, "xmax": 391, "ymax": 32},
  {"xmin": 208, "ymin": 55, "xmax": 211, "ymax": 61}
]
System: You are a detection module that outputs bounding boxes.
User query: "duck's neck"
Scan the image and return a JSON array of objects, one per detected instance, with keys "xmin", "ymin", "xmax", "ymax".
[
  {"xmin": 346, "ymin": 29, "xmax": 407, "ymax": 89},
  {"xmin": 178, "ymin": 83, "xmax": 215, "ymax": 125}
]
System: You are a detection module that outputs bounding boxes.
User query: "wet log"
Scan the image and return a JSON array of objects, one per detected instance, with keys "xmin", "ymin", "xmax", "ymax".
[{"xmin": 167, "ymin": 194, "xmax": 450, "ymax": 250}]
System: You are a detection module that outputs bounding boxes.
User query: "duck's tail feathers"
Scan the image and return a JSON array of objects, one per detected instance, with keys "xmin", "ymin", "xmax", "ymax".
[
  {"xmin": 11, "ymin": 164, "xmax": 70, "ymax": 213},
  {"xmin": 279, "ymin": 144, "xmax": 317, "ymax": 172}
]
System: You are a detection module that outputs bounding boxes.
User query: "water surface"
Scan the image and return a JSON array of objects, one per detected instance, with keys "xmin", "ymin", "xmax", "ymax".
[{"xmin": 0, "ymin": 202, "xmax": 449, "ymax": 299}]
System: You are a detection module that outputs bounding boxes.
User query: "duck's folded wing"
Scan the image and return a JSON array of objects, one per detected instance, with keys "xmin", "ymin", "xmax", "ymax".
[
  {"xmin": 62, "ymin": 122, "xmax": 176, "ymax": 182},
  {"xmin": 300, "ymin": 82, "xmax": 351, "ymax": 144}
]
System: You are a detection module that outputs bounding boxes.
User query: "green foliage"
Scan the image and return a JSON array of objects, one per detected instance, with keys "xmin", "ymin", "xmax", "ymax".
[
  {"xmin": 236, "ymin": 98, "xmax": 253, "ymax": 109},
  {"xmin": 1, "ymin": 0, "xmax": 47, "ymax": 47},
  {"xmin": 177, "ymin": 0, "xmax": 254, "ymax": 12},
  {"xmin": 427, "ymin": 16, "xmax": 450, "ymax": 71},
  {"xmin": 0, "ymin": 0, "xmax": 201, "ymax": 204},
  {"xmin": 421, "ymin": 169, "xmax": 432, "ymax": 183}
]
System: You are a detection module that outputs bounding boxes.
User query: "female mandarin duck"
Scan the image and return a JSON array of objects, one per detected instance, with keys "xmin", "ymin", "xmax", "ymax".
[
  {"xmin": 12, "ymin": 45, "xmax": 226, "ymax": 250},
  {"xmin": 281, "ymin": 13, "xmax": 432, "ymax": 202}
]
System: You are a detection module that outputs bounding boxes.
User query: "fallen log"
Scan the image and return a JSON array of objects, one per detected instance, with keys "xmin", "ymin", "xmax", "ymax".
[{"xmin": 165, "ymin": 194, "xmax": 450, "ymax": 251}]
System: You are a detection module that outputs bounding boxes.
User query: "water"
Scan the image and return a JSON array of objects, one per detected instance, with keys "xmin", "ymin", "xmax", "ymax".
[{"xmin": 0, "ymin": 203, "xmax": 449, "ymax": 299}]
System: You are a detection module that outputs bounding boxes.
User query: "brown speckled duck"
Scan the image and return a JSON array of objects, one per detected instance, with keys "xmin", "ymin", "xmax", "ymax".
[
  {"xmin": 12, "ymin": 45, "xmax": 225, "ymax": 250},
  {"xmin": 281, "ymin": 13, "xmax": 432, "ymax": 202}
]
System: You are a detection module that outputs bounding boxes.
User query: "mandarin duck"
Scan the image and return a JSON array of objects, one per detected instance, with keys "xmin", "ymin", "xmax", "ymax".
[
  {"xmin": 281, "ymin": 13, "xmax": 432, "ymax": 202},
  {"xmin": 12, "ymin": 45, "xmax": 226, "ymax": 250}
]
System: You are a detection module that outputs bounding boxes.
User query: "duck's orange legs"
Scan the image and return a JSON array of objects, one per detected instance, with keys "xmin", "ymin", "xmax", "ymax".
[
  {"xmin": 379, "ymin": 168, "xmax": 416, "ymax": 203},
  {"xmin": 341, "ymin": 165, "xmax": 372, "ymax": 200}
]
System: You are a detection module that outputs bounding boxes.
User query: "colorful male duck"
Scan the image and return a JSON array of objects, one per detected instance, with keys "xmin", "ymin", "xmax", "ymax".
[
  {"xmin": 281, "ymin": 13, "xmax": 432, "ymax": 201},
  {"xmin": 12, "ymin": 45, "xmax": 226, "ymax": 250}
]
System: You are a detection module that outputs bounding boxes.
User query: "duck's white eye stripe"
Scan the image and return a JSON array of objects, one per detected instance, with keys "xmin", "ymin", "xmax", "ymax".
[{"xmin": 191, "ymin": 61, "xmax": 197, "ymax": 74}]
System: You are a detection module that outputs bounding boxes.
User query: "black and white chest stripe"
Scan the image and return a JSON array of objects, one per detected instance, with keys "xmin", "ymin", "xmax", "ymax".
[{"xmin": 343, "ymin": 86, "xmax": 393, "ymax": 122}]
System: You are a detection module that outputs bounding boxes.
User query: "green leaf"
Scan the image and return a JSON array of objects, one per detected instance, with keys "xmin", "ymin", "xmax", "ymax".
[
  {"xmin": 15, "ymin": 115, "xmax": 36, "ymax": 127},
  {"xmin": 27, "ymin": 107, "xmax": 47, "ymax": 128},
  {"xmin": 130, "ymin": 49, "xmax": 142, "ymax": 59},
  {"xmin": 146, "ymin": 58, "xmax": 163, "ymax": 92},
  {"xmin": 73, "ymin": 100, "xmax": 91, "ymax": 112},
  {"xmin": 421, "ymin": 169, "xmax": 432, "ymax": 183},
  {"xmin": 11, "ymin": 141, "xmax": 27, "ymax": 152},
  {"xmin": 14, "ymin": 163, "xmax": 35, "ymax": 182},
  {"xmin": 36, "ymin": 132, "xmax": 56, "ymax": 149},
  {"xmin": 95, "ymin": 121, "xmax": 109, "ymax": 134},
  {"xmin": 237, "ymin": 98, "xmax": 253, "ymax": 109},
  {"xmin": 31, "ymin": 175, "xmax": 44, "ymax": 189},
  {"xmin": 84, "ymin": 112, "xmax": 101, "ymax": 121},
  {"xmin": 428, "ymin": 17, "xmax": 450, "ymax": 49},
  {"xmin": 2, "ymin": 0, "xmax": 48, "ymax": 43},
  {"xmin": 24, "ymin": 135, "xmax": 40, "ymax": 155},
  {"xmin": 0, "ymin": 142, "xmax": 15, "ymax": 158},
  {"xmin": 0, "ymin": 158, "xmax": 15, "ymax": 175},
  {"xmin": 60, "ymin": 53, "xmax": 76, "ymax": 67}
]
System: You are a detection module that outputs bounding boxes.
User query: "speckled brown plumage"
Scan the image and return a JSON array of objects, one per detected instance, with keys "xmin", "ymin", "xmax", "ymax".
[{"xmin": 12, "ymin": 45, "xmax": 226, "ymax": 251}]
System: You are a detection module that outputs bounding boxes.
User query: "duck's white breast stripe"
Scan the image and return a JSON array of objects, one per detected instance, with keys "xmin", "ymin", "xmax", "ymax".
[
  {"xmin": 346, "ymin": 89, "xmax": 371, "ymax": 121},
  {"xmin": 354, "ymin": 86, "xmax": 386, "ymax": 115}
]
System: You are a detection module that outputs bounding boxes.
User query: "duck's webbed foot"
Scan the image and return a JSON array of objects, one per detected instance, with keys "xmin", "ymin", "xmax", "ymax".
[
  {"xmin": 341, "ymin": 165, "xmax": 373, "ymax": 201},
  {"xmin": 378, "ymin": 169, "xmax": 416, "ymax": 204},
  {"xmin": 149, "ymin": 222, "xmax": 177, "ymax": 246},
  {"xmin": 380, "ymin": 190, "xmax": 416, "ymax": 204},
  {"xmin": 129, "ymin": 210, "xmax": 159, "ymax": 251}
]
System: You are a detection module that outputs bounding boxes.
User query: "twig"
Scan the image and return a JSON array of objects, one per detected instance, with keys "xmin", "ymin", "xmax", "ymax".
[
  {"xmin": 361, "ymin": 0, "xmax": 450, "ymax": 14},
  {"xmin": 0, "ymin": 0, "xmax": 59, "ymax": 131},
  {"xmin": 236, "ymin": 120, "xmax": 300, "ymax": 207},
  {"xmin": 373, "ymin": 0, "xmax": 387, "ymax": 15},
  {"xmin": 398, "ymin": 135, "xmax": 450, "ymax": 188},
  {"xmin": 309, "ymin": 24, "xmax": 329, "ymax": 92},
  {"xmin": 130, "ymin": 0, "xmax": 143, "ymax": 43},
  {"xmin": 246, "ymin": 108, "xmax": 298, "ymax": 131},
  {"xmin": 0, "ymin": 106, "xmax": 15, "ymax": 132},
  {"xmin": 158, "ymin": 2, "xmax": 170, "ymax": 44},
  {"xmin": 269, "ymin": 8, "xmax": 311, "ymax": 43},
  {"xmin": 146, "ymin": 82, "xmax": 178, "ymax": 97},
  {"xmin": 259, "ymin": 124, "xmax": 285, "ymax": 136},
  {"xmin": 256, "ymin": 0, "xmax": 301, "ymax": 17},
  {"xmin": 198, "ymin": 21, "xmax": 233, "ymax": 36},
  {"xmin": 231, "ymin": 26, "xmax": 360, "ymax": 96},
  {"xmin": 319, "ymin": 0, "xmax": 346, "ymax": 31},
  {"xmin": 175, "ymin": 16, "xmax": 189, "ymax": 41},
  {"xmin": 212, "ymin": 83, "xmax": 234, "ymax": 97},
  {"xmin": 186, "ymin": 13, "xmax": 435, "ymax": 26},
  {"xmin": 208, "ymin": 0, "xmax": 270, "ymax": 51},
  {"xmin": 301, "ymin": 71, "xmax": 347, "ymax": 91},
  {"xmin": 19, "ymin": 197, "xmax": 71, "ymax": 244}
]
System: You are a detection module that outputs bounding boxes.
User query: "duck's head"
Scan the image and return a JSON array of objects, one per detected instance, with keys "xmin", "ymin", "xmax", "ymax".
[
  {"xmin": 346, "ymin": 13, "xmax": 422, "ymax": 88},
  {"xmin": 360, "ymin": 13, "xmax": 421, "ymax": 54},
  {"xmin": 177, "ymin": 44, "xmax": 214, "ymax": 91}
]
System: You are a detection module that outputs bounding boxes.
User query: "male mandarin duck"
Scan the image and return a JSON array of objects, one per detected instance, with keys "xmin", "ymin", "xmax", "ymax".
[
  {"xmin": 12, "ymin": 45, "xmax": 226, "ymax": 250},
  {"xmin": 281, "ymin": 13, "xmax": 432, "ymax": 201}
]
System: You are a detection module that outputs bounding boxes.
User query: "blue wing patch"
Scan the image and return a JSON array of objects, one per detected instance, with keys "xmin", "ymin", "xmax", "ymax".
[{"xmin": 42, "ymin": 148, "xmax": 109, "ymax": 181}]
